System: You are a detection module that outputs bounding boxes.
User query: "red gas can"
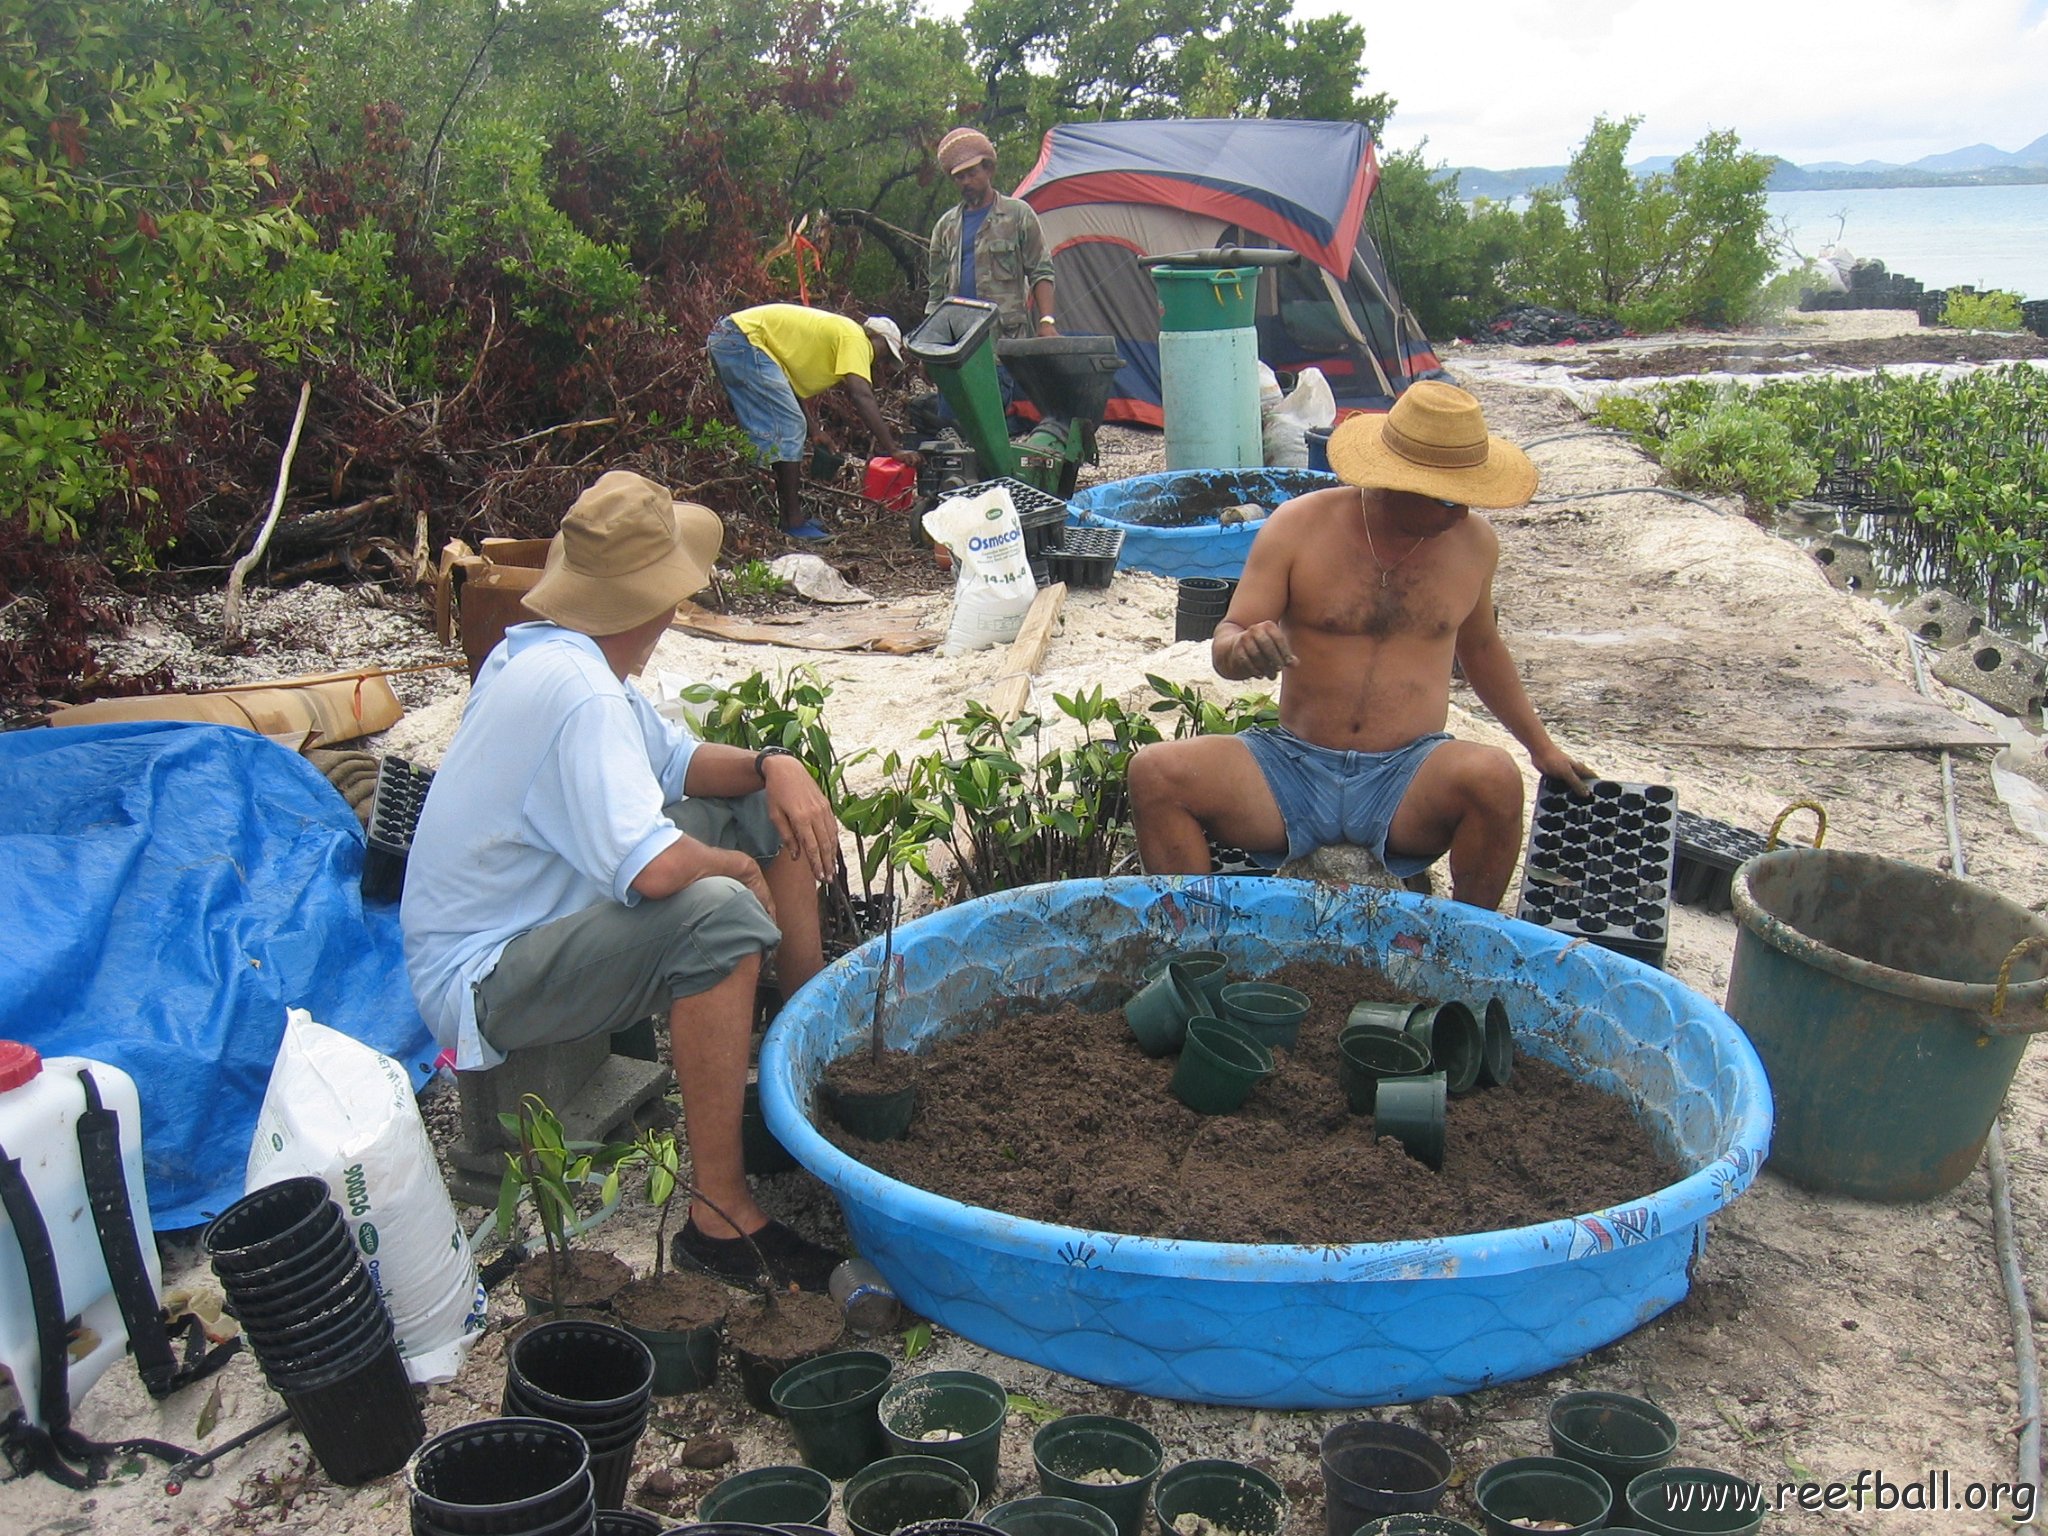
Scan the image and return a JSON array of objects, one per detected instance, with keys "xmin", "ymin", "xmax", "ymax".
[{"xmin": 862, "ymin": 456, "xmax": 917, "ymax": 512}]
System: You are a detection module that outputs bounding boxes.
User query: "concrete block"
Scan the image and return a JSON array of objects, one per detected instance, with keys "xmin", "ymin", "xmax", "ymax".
[
  {"xmin": 1896, "ymin": 588, "xmax": 1987, "ymax": 650},
  {"xmin": 1933, "ymin": 634, "xmax": 2048, "ymax": 722},
  {"xmin": 448, "ymin": 1031, "xmax": 674, "ymax": 1207},
  {"xmin": 1810, "ymin": 533, "xmax": 1877, "ymax": 593}
]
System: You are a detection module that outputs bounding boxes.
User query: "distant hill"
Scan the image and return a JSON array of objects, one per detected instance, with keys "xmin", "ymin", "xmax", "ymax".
[{"xmin": 1439, "ymin": 132, "xmax": 2048, "ymax": 198}]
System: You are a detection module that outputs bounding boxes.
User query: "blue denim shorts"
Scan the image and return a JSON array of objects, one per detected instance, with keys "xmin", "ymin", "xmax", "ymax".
[
  {"xmin": 707, "ymin": 316, "xmax": 806, "ymax": 464},
  {"xmin": 1240, "ymin": 727, "xmax": 1452, "ymax": 875}
]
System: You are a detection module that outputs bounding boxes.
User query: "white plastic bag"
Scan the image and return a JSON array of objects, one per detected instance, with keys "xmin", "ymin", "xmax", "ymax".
[
  {"xmin": 1263, "ymin": 367, "xmax": 1338, "ymax": 468},
  {"xmin": 922, "ymin": 484, "xmax": 1038, "ymax": 654},
  {"xmin": 247, "ymin": 1010, "xmax": 486, "ymax": 1383}
]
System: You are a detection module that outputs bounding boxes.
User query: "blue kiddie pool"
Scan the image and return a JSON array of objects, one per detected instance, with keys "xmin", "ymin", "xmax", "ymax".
[
  {"xmin": 1068, "ymin": 468, "xmax": 1338, "ymax": 580},
  {"xmin": 760, "ymin": 878, "xmax": 1772, "ymax": 1408}
]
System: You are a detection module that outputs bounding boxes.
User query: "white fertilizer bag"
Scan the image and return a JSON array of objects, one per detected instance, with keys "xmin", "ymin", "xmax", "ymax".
[
  {"xmin": 247, "ymin": 1010, "xmax": 486, "ymax": 1382},
  {"xmin": 922, "ymin": 482, "xmax": 1038, "ymax": 654}
]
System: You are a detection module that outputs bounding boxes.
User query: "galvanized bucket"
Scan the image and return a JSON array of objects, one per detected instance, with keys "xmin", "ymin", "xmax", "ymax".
[{"xmin": 1728, "ymin": 848, "xmax": 2048, "ymax": 1200}]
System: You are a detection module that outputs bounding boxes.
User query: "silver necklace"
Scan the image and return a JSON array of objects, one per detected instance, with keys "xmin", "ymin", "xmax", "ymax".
[{"xmin": 1361, "ymin": 487, "xmax": 1431, "ymax": 589}]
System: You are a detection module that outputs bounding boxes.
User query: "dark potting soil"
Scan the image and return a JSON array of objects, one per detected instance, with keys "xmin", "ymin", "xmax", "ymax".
[
  {"xmin": 822, "ymin": 1047, "xmax": 922, "ymax": 1096},
  {"xmin": 516, "ymin": 1249, "xmax": 632, "ymax": 1309},
  {"xmin": 613, "ymin": 1270, "xmax": 729, "ymax": 1332},
  {"xmin": 726, "ymin": 1289, "xmax": 844, "ymax": 1358},
  {"xmin": 826, "ymin": 959, "xmax": 1681, "ymax": 1245}
]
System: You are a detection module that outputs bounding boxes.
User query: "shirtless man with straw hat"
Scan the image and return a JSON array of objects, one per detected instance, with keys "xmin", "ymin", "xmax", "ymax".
[{"xmin": 1128, "ymin": 381, "xmax": 1593, "ymax": 908}]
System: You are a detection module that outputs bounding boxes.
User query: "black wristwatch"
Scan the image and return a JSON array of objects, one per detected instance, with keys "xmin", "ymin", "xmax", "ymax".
[{"xmin": 754, "ymin": 745, "xmax": 797, "ymax": 782}]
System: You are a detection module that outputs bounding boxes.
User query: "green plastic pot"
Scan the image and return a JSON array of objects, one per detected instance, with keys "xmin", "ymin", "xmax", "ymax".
[
  {"xmin": 1403, "ymin": 1001, "xmax": 1483, "ymax": 1094},
  {"xmin": 879, "ymin": 1370, "xmax": 1008, "ymax": 1499},
  {"xmin": 1152, "ymin": 1458, "xmax": 1286, "ymax": 1536},
  {"xmin": 1353, "ymin": 1518, "xmax": 1483, "ymax": 1536},
  {"xmin": 744, "ymin": 1079, "xmax": 799, "ymax": 1174},
  {"xmin": 1624, "ymin": 1467, "xmax": 1766, "ymax": 1535},
  {"xmin": 1124, "ymin": 962, "xmax": 1204, "ymax": 1056},
  {"xmin": 1337, "ymin": 1027, "xmax": 1432, "ymax": 1114},
  {"xmin": 697, "ymin": 1464, "xmax": 835, "ymax": 1529},
  {"xmin": 770, "ymin": 1349, "xmax": 894, "ymax": 1480},
  {"xmin": 1345, "ymin": 1000, "xmax": 1417, "ymax": 1034},
  {"xmin": 1471, "ymin": 1456, "xmax": 1612, "ymax": 1536},
  {"xmin": 1374, "ymin": 1072, "xmax": 1448, "ymax": 1169},
  {"xmin": 821, "ymin": 1077, "xmax": 918, "ymax": 1141},
  {"xmin": 1319, "ymin": 1418, "xmax": 1452, "ymax": 1535},
  {"xmin": 618, "ymin": 1312, "xmax": 720, "ymax": 1397},
  {"xmin": 1031, "ymin": 1413, "xmax": 1164, "ymax": 1536},
  {"xmin": 1170, "ymin": 1017, "xmax": 1274, "ymax": 1114},
  {"xmin": 1218, "ymin": 982, "xmax": 1311, "ymax": 1052},
  {"xmin": 1546, "ymin": 1390, "xmax": 1678, "ymax": 1509},
  {"xmin": 1476, "ymin": 997, "xmax": 1514, "ymax": 1088},
  {"xmin": 1143, "ymin": 950, "xmax": 1230, "ymax": 1011},
  {"xmin": 984, "ymin": 1495, "xmax": 1118, "ymax": 1536},
  {"xmin": 844, "ymin": 1455, "xmax": 982, "ymax": 1536}
]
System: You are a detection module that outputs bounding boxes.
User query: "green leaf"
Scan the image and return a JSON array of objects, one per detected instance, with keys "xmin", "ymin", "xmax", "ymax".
[
  {"xmin": 902, "ymin": 1321, "xmax": 933, "ymax": 1361},
  {"xmin": 1006, "ymin": 1392, "xmax": 1062, "ymax": 1425},
  {"xmin": 195, "ymin": 1378, "xmax": 223, "ymax": 1438}
]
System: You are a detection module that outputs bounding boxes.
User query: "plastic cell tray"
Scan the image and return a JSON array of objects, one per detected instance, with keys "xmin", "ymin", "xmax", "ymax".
[
  {"xmin": 1208, "ymin": 839, "xmax": 1271, "ymax": 877},
  {"xmin": 361, "ymin": 755, "xmax": 434, "ymax": 903},
  {"xmin": 1514, "ymin": 778, "xmax": 1677, "ymax": 969},
  {"xmin": 1044, "ymin": 526, "xmax": 1124, "ymax": 589},
  {"xmin": 941, "ymin": 476, "xmax": 1071, "ymax": 557},
  {"xmin": 1673, "ymin": 809, "xmax": 1768, "ymax": 914}
]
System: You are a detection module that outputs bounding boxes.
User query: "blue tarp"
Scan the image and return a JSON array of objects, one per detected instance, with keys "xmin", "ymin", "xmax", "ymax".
[{"xmin": 0, "ymin": 721, "xmax": 433, "ymax": 1230}]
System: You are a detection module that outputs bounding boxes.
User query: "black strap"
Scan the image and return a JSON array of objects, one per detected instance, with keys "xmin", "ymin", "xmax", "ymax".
[
  {"xmin": 0, "ymin": 1141, "xmax": 70, "ymax": 1433},
  {"xmin": 75, "ymin": 1070, "xmax": 182, "ymax": 1396},
  {"xmin": 2, "ymin": 1410, "xmax": 196, "ymax": 1490}
]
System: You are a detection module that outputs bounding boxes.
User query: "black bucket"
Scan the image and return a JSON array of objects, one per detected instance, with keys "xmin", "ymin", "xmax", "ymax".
[
  {"xmin": 1305, "ymin": 425, "xmax": 1334, "ymax": 473},
  {"xmin": 276, "ymin": 1329, "xmax": 425, "ymax": 1485},
  {"xmin": 408, "ymin": 1418, "xmax": 594, "ymax": 1535},
  {"xmin": 504, "ymin": 1321, "xmax": 656, "ymax": 1509},
  {"xmin": 1174, "ymin": 577, "xmax": 1237, "ymax": 643}
]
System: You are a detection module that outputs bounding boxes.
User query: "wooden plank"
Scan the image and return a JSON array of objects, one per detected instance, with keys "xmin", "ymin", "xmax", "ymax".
[{"xmin": 987, "ymin": 582, "xmax": 1068, "ymax": 722}]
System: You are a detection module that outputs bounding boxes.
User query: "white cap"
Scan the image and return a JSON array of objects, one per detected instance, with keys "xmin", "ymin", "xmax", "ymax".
[{"xmin": 863, "ymin": 315, "xmax": 904, "ymax": 361}]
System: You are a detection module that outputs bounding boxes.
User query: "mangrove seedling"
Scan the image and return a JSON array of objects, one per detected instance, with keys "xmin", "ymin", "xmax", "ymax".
[{"xmin": 495, "ymin": 1093, "xmax": 624, "ymax": 1317}]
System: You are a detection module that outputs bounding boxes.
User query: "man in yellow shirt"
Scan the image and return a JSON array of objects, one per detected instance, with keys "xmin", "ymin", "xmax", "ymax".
[{"xmin": 707, "ymin": 304, "xmax": 920, "ymax": 540}]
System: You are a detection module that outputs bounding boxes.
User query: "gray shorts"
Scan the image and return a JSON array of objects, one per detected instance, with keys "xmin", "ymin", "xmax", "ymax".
[
  {"xmin": 473, "ymin": 795, "xmax": 784, "ymax": 1054},
  {"xmin": 1240, "ymin": 726, "xmax": 1451, "ymax": 876}
]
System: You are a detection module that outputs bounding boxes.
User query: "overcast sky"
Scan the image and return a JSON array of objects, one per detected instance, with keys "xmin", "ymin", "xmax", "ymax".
[{"xmin": 1285, "ymin": 0, "xmax": 2048, "ymax": 169}]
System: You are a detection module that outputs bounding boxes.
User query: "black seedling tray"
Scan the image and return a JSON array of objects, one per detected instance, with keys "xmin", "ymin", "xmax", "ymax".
[
  {"xmin": 1514, "ymin": 777, "xmax": 1677, "ymax": 969},
  {"xmin": 1045, "ymin": 526, "xmax": 1124, "ymax": 589},
  {"xmin": 1673, "ymin": 809, "xmax": 1768, "ymax": 914},
  {"xmin": 1208, "ymin": 840, "xmax": 1271, "ymax": 877},
  {"xmin": 362, "ymin": 755, "xmax": 434, "ymax": 903},
  {"xmin": 941, "ymin": 476, "xmax": 1071, "ymax": 555}
]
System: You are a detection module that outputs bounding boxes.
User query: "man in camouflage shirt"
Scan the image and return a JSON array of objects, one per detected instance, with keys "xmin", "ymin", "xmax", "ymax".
[{"xmin": 926, "ymin": 128, "xmax": 1056, "ymax": 341}]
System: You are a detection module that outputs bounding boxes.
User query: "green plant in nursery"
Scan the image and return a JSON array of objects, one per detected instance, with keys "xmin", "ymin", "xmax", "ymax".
[
  {"xmin": 495, "ymin": 1093, "xmax": 624, "ymax": 1317},
  {"xmin": 730, "ymin": 559, "xmax": 790, "ymax": 598},
  {"xmin": 1658, "ymin": 394, "xmax": 1818, "ymax": 510},
  {"xmin": 1941, "ymin": 290, "xmax": 2025, "ymax": 332}
]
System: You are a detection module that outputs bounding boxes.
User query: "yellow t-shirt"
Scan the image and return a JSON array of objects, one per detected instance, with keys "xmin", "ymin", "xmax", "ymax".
[{"xmin": 731, "ymin": 305, "xmax": 874, "ymax": 399}]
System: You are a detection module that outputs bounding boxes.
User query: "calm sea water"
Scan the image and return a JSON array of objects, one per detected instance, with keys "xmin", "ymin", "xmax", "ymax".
[{"xmin": 1767, "ymin": 184, "xmax": 2048, "ymax": 298}]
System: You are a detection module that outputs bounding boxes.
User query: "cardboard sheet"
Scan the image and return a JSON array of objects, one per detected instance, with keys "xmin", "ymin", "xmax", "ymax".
[{"xmin": 672, "ymin": 600, "xmax": 941, "ymax": 654}]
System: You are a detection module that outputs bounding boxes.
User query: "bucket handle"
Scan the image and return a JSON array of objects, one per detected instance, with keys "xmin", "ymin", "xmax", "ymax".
[
  {"xmin": 1987, "ymin": 935, "xmax": 2048, "ymax": 1033},
  {"xmin": 1764, "ymin": 799, "xmax": 1827, "ymax": 850}
]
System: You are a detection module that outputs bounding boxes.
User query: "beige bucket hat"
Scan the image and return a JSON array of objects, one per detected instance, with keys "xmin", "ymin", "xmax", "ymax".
[{"xmin": 524, "ymin": 471, "xmax": 724, "ymax": 635}]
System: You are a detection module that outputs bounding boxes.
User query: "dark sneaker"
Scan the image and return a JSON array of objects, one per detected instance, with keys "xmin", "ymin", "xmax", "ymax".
[{"xmin": 671, "ymin": 1217, "xmax": 842, "ymax": 1294}]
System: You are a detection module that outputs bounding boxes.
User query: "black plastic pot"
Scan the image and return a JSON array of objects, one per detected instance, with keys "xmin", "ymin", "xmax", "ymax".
[
  {"xmin": 504, "ymin": 1321, "xmax": 656, "ymax": 1510},
  {"xmin": 1471, "ymin": 1456, "xmax": 1612, "ymax": 1536},
  {"xmin": 1547, "ymin": 1390, "xmax": 1678, "ymax": 1509},
  {"xmin": 843, "ymin": 1455, "xmax": 982, "ymax": 1536},
  {"xmin": 984, "ymin": 1496, "xmax": 1116, "ymax": 1536},
  {"xmin": 275, "ymin": 1329, "xmax": 424, "ymax": 1485},
  {"xmin": 1319, "ymin": 1419, "xmax": 1452, "ymax": 1534},
  {"xmin": 216, "ymin": 1218, "xmax": 359, "ymax": 1299},
  {"xmin": 407, "ymin": 1418, "xmax": 594, "ymax": 1536},
  {"xmin": 821, "ymin": 1078, "xmax": 918, "ymax": 1142},
  {"xmin": 744, "ymin": 1080, "xmax": 799, "ymax": 1174},
  {"xmin": 1174, "ymin": 578, "xmax": 1237, "ymax": 643},
  {"xmin": 897, "ymin": 1523, "xmax": 1009, "ymax": 1536},
  {"xmin": 1352, "ymin": 1518, "xmax": 1482, "ymax": 1536},
  {"xmin": 594, "ymin": 1514, "xmax": 664, "ymax": 1536},
  {"xmin": 1623, "ymin": 1467, "xmax": 1766, "ymax": 1535},
  {"xmin": 730, "ymin": 1293, "xmax": 847, "ymax": 1417},
  {"xmin": 204, "ymin": 1176, "xmax": 347, "ymax": 1274},
  {"xmin": 879, "ymin": 1370, "xmax": 1007, "ymax": 1500},
  {"xmin": 696, "ymin": 1466, "xmax": 834, "ymax": 1529},
  {"xmin": 234, "ymin": 1268, "xmax": 380, "ymax": 1344},
  {"xmin": 771, "ymin": 1349, "xmax": 894, "ymax": 1479},
  {"xmin": 1030, "ymin": 1413, "xmax": 1163, "ymax": 1536},
  {"xmin": 1151, "ymin": 1459, "xmax": 1286, "ymax": 1536}
]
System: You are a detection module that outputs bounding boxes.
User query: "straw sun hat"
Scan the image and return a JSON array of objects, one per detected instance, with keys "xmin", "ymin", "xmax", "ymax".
[
  {"xmin": 524, "ymin": 470, "xmax": 724, "ymax": 636},
  {"xmin": 1325, "ymin": 380, "xmax": 1538, "ymax": 509}
]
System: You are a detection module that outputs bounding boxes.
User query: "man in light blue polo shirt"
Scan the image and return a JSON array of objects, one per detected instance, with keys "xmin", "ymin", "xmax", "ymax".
[{"xmin": 402, "ymin": 470, "xmax": 849, "ymax": 1290}]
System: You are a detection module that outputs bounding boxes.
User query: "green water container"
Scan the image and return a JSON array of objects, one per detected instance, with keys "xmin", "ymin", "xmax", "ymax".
[{"xmin": 1152, "ymin": 266, "xmax": 1262, "ymax": 471}]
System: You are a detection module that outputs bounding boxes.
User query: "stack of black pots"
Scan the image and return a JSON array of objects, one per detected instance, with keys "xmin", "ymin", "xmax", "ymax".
[
  {"xmin": 1174, "ymin": 578, "xmax": 1237, "ymax": 643},
  {"xmin": 503, "ymin": 1319, "xmax": 657, "ymax": 1509},
  {"xmin": 409, "ymin": 1418, "xmax": 597, "ymax": 1536},
  {"xmin": 203, "ymin": 1174, "xmax": 425, "ymax": 1483}
]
